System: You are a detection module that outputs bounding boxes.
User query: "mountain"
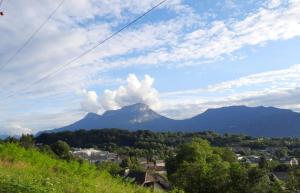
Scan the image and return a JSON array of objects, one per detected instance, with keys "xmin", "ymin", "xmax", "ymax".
[
  {"xmin": 185, "ymin": 106, "xmax": 300, "ymax": 136},
  {"xmin": 45, "ymin": 103, "xmax": 300, "ymax": 137},
  {"xmin": 50, "ymin": 103, "xmax": 178, "ymax": 133}
]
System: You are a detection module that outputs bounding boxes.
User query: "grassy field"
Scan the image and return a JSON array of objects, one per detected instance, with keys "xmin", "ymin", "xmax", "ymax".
[{"xmin": 0, "ymin": 143, "xmax": 155, "ymax": 193}]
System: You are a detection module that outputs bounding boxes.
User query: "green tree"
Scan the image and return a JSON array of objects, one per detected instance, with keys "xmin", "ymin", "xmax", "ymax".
[
  {"xmin": 19, "ymin": 134, "xmax": 35, "ymax": 149},
  {"xmin": 275, "ymin": 148, "xmax": 288, "ymax": 159},
  {"xmin": 50, "ymin": 140, "xmax": 71, "ymax": 160},
  {"xmin": 97, "ymin": 162, "xmax": 122, "ymax": 176},
  {"xmin": 120, "ymin": 157, "xmax": 144, "ymax": 171},
  {"xmin": 4, "ymin": 136, "xmax": 18, "ymax": 143},
  {"xmin": 166, "ymin": 139, "xmax": 232, "ymax": 193},
  {"xmin": 166, "ymin": 139, "xmax": 285, "ymax": 193},
  {"xmin": 258, "ymin": 156, "xmax": 269, "ymax": 170}
]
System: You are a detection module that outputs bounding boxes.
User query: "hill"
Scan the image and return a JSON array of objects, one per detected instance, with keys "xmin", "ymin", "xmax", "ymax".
[
  {"xmin": 45, "ymin": 104, "xmax": 300, "ymax": 137},
  {"xmin": 0, "ymin": 143, "xmax": 154, "ymax": 193}
]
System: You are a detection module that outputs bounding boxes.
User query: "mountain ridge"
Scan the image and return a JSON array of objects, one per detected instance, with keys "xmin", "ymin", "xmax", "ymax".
[{"xmin": 44, "ymin": 103, "xmax": 300, "ymax": 137}]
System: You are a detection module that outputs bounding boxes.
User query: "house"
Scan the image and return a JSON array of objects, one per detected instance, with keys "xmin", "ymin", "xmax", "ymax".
[
  {"xmin": 142, "ymin": 162, "xmax": 155, "ymax": 169},
  {"xmin": 247, "ymin": 155, "xmax": 260, "ymax": 163},
  {"xmin": 124, "ymin": 170, "xmax": 170, "ymax": 192},
  {"xmin": 289, "ymin": 158, "xmax": 299, "ymax": 166},
  {"xmin": 155, "ymin": 160, "xmax": 165, "ymax": 167},
  {"xmin": 138, "ymin": 157, "xmax": 148, "ymax": 165},
  {"xmin": 147, "ymin": 165, "xmax": 167, "ymax": 175},
  {"xmin": 71, "ymin": 148, "xmax": 119, "ymax": 163},
  {"xmin": 236, "ymin": 154, "xmax": 245, "ymax": 161},
  {"xmin": 279, "ymin": 157, "xmax": 299, "ymax": 166}
]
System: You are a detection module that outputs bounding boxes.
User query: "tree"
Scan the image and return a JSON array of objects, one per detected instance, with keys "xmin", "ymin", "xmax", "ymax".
[
  {"xmin": 50, "ymin": 140, "xmax": 71, "ymax": 160},
  {"xmin": 166, "ymin": 139, "xmax": 285, "ymax": 193},
  {"xmin": 97, "ymin": 162, "xmax": 122, "ymax": 176},
  {"xmin": 275, "ymin": 148, "xmax": 288, "ymax": 159},
  {"xmin": 214, "ymin": 147, "xmax": 237, "ymax": 163},
  {"xmin": 258, "ymin": 156, "xmax": 269, "ymax": 170},
  {"xmin": 285, "ymin": 173, "xmax": 299, "ymax": 193},
  {"xmin": 120, "ymin": 157, "xmax": 144, "ymax": 171},
  {"xmin": 19, "ymin": 134, "xmax": 35, "ymax": 149},
  {"xmin": 39, "ymin": 144, "xmax": 57, "ymax": 158},
  {"xmin": 166, "ymin": 139, "xmax": 232, "ymax": 193},
  {"xmin": 4, "ymin": 136, "xmax": 18, "ymax": 143}
]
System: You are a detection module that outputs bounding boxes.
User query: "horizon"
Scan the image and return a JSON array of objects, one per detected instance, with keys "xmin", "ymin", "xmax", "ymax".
[{"xmin": 1, "ymin": 0, "xmax": 300, "ymax": 135}]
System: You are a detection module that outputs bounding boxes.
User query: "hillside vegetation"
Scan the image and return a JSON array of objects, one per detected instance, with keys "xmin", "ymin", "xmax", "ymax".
[{"xmin": 0, "ymin": 143, "xmax": 153, "ymax": 193}]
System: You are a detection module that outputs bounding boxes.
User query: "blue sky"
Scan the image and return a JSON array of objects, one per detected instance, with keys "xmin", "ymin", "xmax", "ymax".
[{"xmin": 0, "ymin": 0, "xmax": 300, "ymax": 135}]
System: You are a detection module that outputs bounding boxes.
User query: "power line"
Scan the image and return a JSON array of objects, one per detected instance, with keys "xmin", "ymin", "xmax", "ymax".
[
  {"xmin": 0, "ymin": 0, "xmax": 65, "ymax": 72},
  {"xmin": 3, "ymin": 0, "xmax": 169, "ymax": 100}
]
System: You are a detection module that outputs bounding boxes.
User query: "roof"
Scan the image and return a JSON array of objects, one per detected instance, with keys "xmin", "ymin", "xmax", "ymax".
[
  {"xmin": 126, "ymin": 171, "xmax": 155, "ymax": 185},
  {"xmin": 272, "ymin": 172, "xmax": 290, "ymax": 182},
  {"xmin": 147, "ymin": 166, "xmax": 166, "ymax": 171}
]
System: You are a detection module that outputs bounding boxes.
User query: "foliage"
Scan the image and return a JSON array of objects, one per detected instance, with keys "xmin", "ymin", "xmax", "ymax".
[
  {"xmin": 36, "ymin": 129, "xmax": 300, "ymax": 159},
  {"xmin": 120, "ymin": 157, "xmax": 144, "ymax": 171},
  {"xmin": 96, "ymin": 161, "xmax": 122, "ymax": 176},
  {"xmin": 19, "ymin": 134, "xmax": 35, "ymax": 149},
  {"xmin": 0, "ymin": 143, "xmax": 155, "ymax": 193},
  {"xmin": 166, "ymin": 138, "xmax": 295, "ymax": 193},
  {"xmin": 50, "ymin": 140, "xmax": 72, "ymax": 160}
]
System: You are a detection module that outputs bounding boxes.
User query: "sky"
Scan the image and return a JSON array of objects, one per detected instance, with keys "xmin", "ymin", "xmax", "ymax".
[{"xmin": 0, "ymin": 0, "xmax": 300, "ymax": 135}]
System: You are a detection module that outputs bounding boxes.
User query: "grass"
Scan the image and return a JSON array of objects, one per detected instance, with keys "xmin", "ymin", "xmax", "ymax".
[{"xmin": 0, "ymin": 143, "xmax": 156, "ymax": 193}]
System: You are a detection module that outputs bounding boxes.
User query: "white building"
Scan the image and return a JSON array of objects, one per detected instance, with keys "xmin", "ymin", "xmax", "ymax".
[
  {"xmin": 289, "ymin": 158, "xmax": 299, "ymax": 166},
  {"xmin": 72, "ymin": 148, "xmax": 119, "ymax": 163}
]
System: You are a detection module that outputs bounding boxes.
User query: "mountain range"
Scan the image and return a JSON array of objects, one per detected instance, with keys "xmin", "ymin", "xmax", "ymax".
[{"xmin": 46, "ymin": 103, "xmax": 300, "ymax": 137}]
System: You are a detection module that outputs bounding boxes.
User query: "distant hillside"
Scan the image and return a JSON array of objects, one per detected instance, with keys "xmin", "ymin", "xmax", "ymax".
[
  {"xmin": 0, "ymin": 143, "xmax": 152, "ymax": 193},
  {"xmin": 45, "ymin": 103, "xmax": 300, "ymax": 137}
]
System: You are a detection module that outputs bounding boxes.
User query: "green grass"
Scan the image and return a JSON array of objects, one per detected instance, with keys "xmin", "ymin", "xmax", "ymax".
[{"xmin": 0, "ymin": 143, "xmax": 155, "ymax": 193}]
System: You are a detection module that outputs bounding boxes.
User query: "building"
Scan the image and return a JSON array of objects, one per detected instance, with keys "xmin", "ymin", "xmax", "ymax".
[
  {"xmin": 138, "ymin": 157, "xmax": 147, "ymax": 165},
  {"xmin": 124, "ymin": 170, "xmax": 170, "ymax": 192},
  {"xmin": 71, "ymin": 148, "xmax": 119, "ymax": 163},
  {"xmin": 155, "ymin": 160, "xmax": 165, "ymax": 167},
  {"xmin": 138, "ymin": 159, "xmax": 167, "ymax": 174},
  {"xmin": 289, "ymin": 158, "xmax": 299, "ymax": 166}
]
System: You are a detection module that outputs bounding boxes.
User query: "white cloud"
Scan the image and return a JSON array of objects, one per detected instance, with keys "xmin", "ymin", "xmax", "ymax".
[
  {"xmin": 0, "ymin": 124, "xmax": 32, "ymax": 136},
  {"xmin": 163, "ymin": 63, "xmax": 300, "ymax": 97},
  {"xmin": 80, "ymin": 90, "xmax": 100, "ymax": 113},
  {"xmin": 0, "ymin": 0, "xmax": 196, "ymax": 100},
  {"xmin": 108, "ymin": 0, "xmax": 300, "ymax": 67},
  {"xmin": 2, "ymin": 0, "xmax": 299, "ymax": 102},
  {"xmin": 80, "ymin": 74, "xmax": 161, "ymax": 112},
  {"xmin": 101, "ymin": 74, "xmax": 161, "ymax": 110},
  {"xmin": 264, "ymin": 0, "xmax": 283, "ymax": 8}
]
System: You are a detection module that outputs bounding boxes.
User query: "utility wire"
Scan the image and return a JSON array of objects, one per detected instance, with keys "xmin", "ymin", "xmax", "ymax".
[
  {"xmin": 3, "ymin": 0, "xmax": 169, "ymax": 100},
  {"xmin": 0, "ymin": 0, "xmax": 65, "ymax": 72}
]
